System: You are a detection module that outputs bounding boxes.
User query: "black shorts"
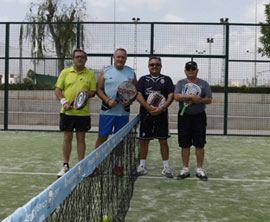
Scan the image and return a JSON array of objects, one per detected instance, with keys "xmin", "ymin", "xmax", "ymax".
[
  {"xmin": 138, "ymin": 112, "xmax": 170, "ymax": 140},
  {"xmin": 59, "ymin": 114, "xmax": 91, "ymax": 132},
  {"xmin": 178, "ymin": 111, "xmax": 206, "ymax": 148}
]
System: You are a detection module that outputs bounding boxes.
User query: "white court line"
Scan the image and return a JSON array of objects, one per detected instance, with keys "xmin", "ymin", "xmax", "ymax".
[
  {"xmin": 1, "ymin": 171, "xmax": 270, "ymax": 183},
  {"xmin": 0, "ymin": 171, "xmax": 56, "ymax": 176},
  {"xmin": 138, "ymin": 175, "xmax": 270, "ymax": 183}
]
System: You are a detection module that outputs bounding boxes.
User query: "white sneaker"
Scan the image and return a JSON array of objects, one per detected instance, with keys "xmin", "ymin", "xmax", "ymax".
[
  {"xmin": 136, "ymin": 165, "xmax": 147, "ymax": 176},
  {"xmin": 161, "ymin": 166, "xmax": 174, "ymax": 178},
  {"xmin": 177, "ymin": 167, "xmax": 190, "ymax": 180},
  {"xmin": 196, "ymin": 168, "xmax": 208, "ymax": 181},
  {"xmin": 57, "ymin": 165, "xmax": 69, "ymax": 178}
]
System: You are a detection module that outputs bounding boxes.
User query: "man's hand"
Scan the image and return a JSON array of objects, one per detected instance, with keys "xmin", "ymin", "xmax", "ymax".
[
  {"xmin": 119, "ymin": 100, "xmax": 131, "ymax": 107},
  {"xmin": 63, "ymin": 103, "xmax": 72, "ymax": 111},
  {"xmin": 190, "ymin": 95, "xmax": 202, "ymax": 104},
  {"xmin": 107, "ymin": 99, "xmax": 118, "ymax": 108},
  {"xmin": 149, "ymin": 106, "xmax": 163, "ymax": 116}
]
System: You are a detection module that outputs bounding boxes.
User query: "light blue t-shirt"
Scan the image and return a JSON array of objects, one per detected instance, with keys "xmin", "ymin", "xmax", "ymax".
[{"xmin": 101, "ymin": 65, "xmax": 135, "ymax": 116}]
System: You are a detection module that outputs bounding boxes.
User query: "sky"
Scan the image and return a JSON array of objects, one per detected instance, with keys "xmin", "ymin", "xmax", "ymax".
[
  {"xmin": 0, "ymin": 0, "xmax": 269, "ymax": 23},
  {"xmin": 1, "ymin": 0, "xmax": 270, "ymax": 85}
]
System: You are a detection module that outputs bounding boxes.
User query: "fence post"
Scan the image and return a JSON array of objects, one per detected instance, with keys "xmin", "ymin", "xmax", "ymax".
[
  {"xmin": 77, "ymin": 22, "xmax": 80, "ymax": 49},
  {"xmin": 223, "ymin": 23, "xmax": 230, "ymax": 135},
  {"xmin": 4, "ymin": 23, "xmax": 10, "ymax": 130},
  {"xmin": 150, "ymin": 23, "xmax": 154, "ymax": 55}
]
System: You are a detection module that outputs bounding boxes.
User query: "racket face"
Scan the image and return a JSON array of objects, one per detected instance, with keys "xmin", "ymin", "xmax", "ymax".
[
  {"xmin": 117, "ymin": 81, "xmax": 137, "ymax": 101},
  {"xmin": 73, "ymin": 91, "xmax": 88, "ymax": 109},
  {"xmin": 183, "ymin": 83, "xmax": 201, "ymax": 96},
  {"xmin": 146, "ymin": 92, "xmax": 166, "ymax": 107}
]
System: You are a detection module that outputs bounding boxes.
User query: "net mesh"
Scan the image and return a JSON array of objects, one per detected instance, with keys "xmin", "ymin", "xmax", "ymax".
[
  {"xmin": 3, "ymin": 116, "xmax": 139, "ymax": 222},
  {"xmin": 47, "ymin": 130, "xmax": 139, "ymax": 222}
]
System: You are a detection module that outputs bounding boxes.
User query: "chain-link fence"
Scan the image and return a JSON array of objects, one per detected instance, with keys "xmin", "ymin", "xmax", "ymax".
[{"xmin": 1, "ymin": 21, "xmax": 270, "ymax": 135}]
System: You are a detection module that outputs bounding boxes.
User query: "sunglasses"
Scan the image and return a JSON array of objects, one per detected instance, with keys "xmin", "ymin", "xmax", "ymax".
[
  {"xmin": 74, "ymin": 56, "xmax": 86, "ymax": 59},
  {"xmin": 186, "ymin": 67, "xmax": 197, "ymax": 71},
  {"xmin": 149, "ymin": 63, "xmax": 161, "ymax": 67}
]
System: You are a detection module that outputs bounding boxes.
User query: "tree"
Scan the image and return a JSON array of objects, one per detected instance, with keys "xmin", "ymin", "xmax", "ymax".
[
  {"xmin": 20, "ymin": 0, "xmax": 87, "ymax": 75},
  {"xmin": 258, "ymin": 4, "xmax": 270, "ymax": 57}
]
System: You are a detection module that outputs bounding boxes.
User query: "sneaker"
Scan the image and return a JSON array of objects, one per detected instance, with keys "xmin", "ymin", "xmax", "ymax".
[
  {"xmin": 113, "ymin": 166, "xmax": 123, "ymax": 177},
  {"xmin": 89, "ymin": 167, "xmax": 99, "ymax": 177},
  {"xmin": 196, "ymin": 168, "xmax": 208, "ymax": 181},
  {"xmin": 177, "ymin": 167, "xmax": 190, "ymax": 180},
  {"xmin": 161, "ymin": 166, "xmax": 174, "ymax": 178},
  {"xmin": 57, "ymin": 165, "xmax": 69, "ymax": 178},
  {"xmin": 136, "ymin": 165, "xmax": 147, "ymax": 176}
]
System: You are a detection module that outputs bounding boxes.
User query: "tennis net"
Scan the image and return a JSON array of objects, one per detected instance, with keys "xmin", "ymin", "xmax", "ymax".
[{"xmin": 3, "ymin": 115, "xmax": 140, "ymax": 222}]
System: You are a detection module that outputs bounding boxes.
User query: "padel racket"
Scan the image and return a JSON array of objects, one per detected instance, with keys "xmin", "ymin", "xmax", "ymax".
[
  {"xmin": 146, "ymin": 91, "xmax": 166, "ymax": 108},
  {"xmin": 70, "ymin": 91, "xmax": 88, "ymax": 110},
  {"xmin": 117, "ymin": 81, "xmax": 137, "ymax": 102},
  {"xmin": 142, "ymin": 91, "xmax": 166, "ymax": 122},
  {"xmin": 180, "ymin": 83, "xmax": 201, "ymax": 116}
]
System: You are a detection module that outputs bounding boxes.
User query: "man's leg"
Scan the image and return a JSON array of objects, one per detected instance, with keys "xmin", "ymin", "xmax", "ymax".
[
  {"xmin": 89, "ymin": 135, "xmax": 108, "ymax": 177},
  {"xmin": 63, "ymin": 131, "xmax": 73, "ymax": 163},
  {"xmin": 57, "ymin": 131, "xmax": 73, "ymax": 177},
  {"xmin": 76, "ymin": 131, "xmax": 86, "ymax": 161},
  {"xmin": 195, "ymin": 147, "xmax": 204, "ymax": 169},
  {"xmin": 95, "ymin": 135, "xmax": 109, "ymax": 149},
  {"xmin": 195, "ymin": 147, "xmax": 208, "ymax": 181},
  {"xmin": 159, "ymin": 139, "xmax": 169, "ymax": 161},
  {"xmin": 136, "ymin": 140, "xmax": 149, "ymax": 175},
  {"xmin": 176, "ymin": 147, "xmax": 191, "ymax": 180},
  {"xmin": 140, "ymin": 139, "xmax": 150, "ymax": 160},
  {"xmin": 181, "ymin": 147, "xmax": 190, "ymax": 168},
  {"xmin": 159, "ymin": 139, "xmax": 173, "ymax": 178}
]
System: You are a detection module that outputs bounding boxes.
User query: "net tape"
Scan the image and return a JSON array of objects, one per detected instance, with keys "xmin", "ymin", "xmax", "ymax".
[{"xmin": 3, "ymin": 115, "xmax": 140, "ymax": 222}]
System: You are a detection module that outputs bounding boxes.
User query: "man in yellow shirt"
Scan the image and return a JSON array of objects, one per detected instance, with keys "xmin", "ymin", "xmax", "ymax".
[{"xmin": 55, "ymin": 49, "xmax": 96, "ymax": 177}]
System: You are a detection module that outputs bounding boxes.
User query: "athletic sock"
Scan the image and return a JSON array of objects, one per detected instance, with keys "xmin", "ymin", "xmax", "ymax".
[
  {"xmin": 140, "ymin": 159, "xmax": 146, "ymax": 167},
  {"xmin": 163, "ymin": 160, "xmax": 169, "ymax": 168}
]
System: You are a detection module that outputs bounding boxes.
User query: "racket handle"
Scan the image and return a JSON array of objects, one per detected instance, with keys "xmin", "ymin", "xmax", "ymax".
[
  {"xmin": 180, "ymin": 107, "xmax": 186, "ymax": 116},
  {"xmin": 142, "ymin": 112, "xmax": 149, "ymax": 123}
]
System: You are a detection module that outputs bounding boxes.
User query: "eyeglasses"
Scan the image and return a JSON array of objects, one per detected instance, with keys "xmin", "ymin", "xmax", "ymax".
[
  {"xmin": 74, "ymin": 56, "xmax": 86, "ymax": 59},
  {"xmin": 186, "ymin": 67, "xmax": 197, "ymax": 71},
  {"xmin": 149, "ymin": 63, "xmax": 161, "ymax": 67}
]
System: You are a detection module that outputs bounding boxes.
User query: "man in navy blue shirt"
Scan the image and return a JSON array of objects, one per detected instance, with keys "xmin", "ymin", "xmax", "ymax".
[{"xmin": 136, "ymin": 57, "xmax": 175, "ymax": 178}]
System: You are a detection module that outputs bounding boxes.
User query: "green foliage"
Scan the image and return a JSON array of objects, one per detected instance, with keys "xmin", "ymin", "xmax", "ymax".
[
  {"xmin": 0, "ymin": 83, "xmax": 54, "ymax": 90},
  {"xmin": 211, "ymin": 85, "xmax": 270, "ymax": 93},
  {"xmin": 21, "ymin": 0, "xmax": 87, "ymax": 74},
  {"xmin": 258, "ymin": 4, "xmax": 270, "ymax": 57},
  {"xmin": 26, "ymin": 69, "xmax": 36, "ymax": 80},
  {"xmin": 23, "ymin": 77, "xmax": 35, "ymax": 89}
]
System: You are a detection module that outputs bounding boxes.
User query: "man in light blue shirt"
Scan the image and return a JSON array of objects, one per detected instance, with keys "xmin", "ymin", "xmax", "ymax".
[{"xmin": 91, "ymin": 48, "xmax": 137, "ymax": 176}]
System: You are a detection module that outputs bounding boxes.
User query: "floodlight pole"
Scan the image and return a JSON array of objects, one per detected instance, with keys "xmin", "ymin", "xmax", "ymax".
[
  {"xmin": 207, "ymin": 38, "xmax": 214, "ymax": 83},
  {"xmin": 220, "ymin": 18, "xmax": 229, "ymax": 85},
  {"xmin": 132, "ymin": 17, "xmax": 140, "ymax": 73},
  {"xmin": 254, "ymin": 0, "xmax": 258, "ymax": 87},
  {"xmin": 113, "ymin": 0, "xmax": 116, "ymax": 51}
]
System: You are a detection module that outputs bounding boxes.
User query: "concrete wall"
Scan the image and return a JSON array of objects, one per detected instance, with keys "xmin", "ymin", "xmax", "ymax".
[{"xmin": 1, "ymin": 91, "xmax": 270, "ymax": 132}]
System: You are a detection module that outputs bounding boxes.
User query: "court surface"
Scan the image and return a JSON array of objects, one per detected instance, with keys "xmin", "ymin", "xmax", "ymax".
[{"xmin": 1, "ymin": 131, "xmax": 270, "ymax": 221}]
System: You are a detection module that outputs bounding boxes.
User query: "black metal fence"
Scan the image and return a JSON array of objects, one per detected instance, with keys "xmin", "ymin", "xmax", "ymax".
[{"xmin": 1, "ymin": 21, "xmax": 270, "ymax": 136}]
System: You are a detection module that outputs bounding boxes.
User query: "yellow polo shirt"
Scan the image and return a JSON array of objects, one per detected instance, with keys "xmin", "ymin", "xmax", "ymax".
[{"xmin": 55, "ymin": 66, "xmax": 96, "ymax": 116}]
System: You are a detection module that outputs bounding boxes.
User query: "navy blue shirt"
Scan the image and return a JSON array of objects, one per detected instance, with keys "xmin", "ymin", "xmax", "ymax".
[{"xmin": 136, "ymin": 74, "xmax": 174, "ymax": 113}]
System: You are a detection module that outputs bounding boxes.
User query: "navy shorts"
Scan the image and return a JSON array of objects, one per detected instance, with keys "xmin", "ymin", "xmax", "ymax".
[
  {"xmin": 59, "ymin": 114, "xmax": 91, "ymax": 132},
  {"xmin": 178, "ymin": 111, "xmax": 206, "ymax": 148},
  {"xmin": 138, "ymin": 112, "xmax": 170, "ymax": 140}
]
